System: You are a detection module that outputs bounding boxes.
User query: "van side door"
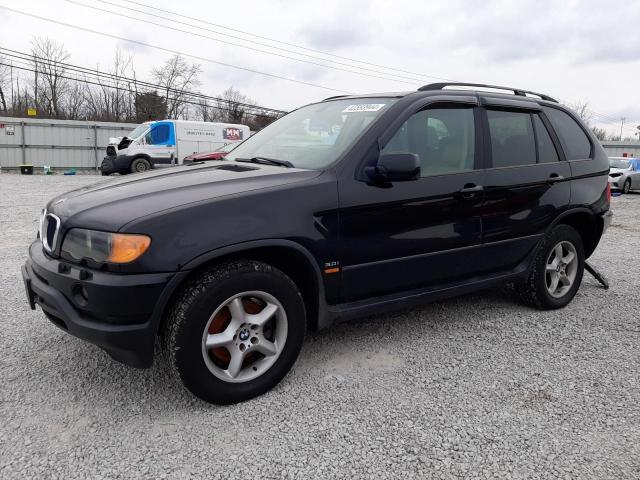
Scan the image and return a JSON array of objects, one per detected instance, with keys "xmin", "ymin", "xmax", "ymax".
[{"xmin": 480, "ymin": 98, "xmax": 571, "ymax": 272}]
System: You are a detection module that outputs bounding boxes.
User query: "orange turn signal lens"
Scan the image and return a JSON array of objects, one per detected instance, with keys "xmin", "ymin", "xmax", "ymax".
[{"xmin": 106, "ymin": 234, "xmax": 151, "ymax": 263}]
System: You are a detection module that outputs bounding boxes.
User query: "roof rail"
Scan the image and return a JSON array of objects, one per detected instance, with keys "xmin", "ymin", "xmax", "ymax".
[
  {"xmin": 418, "ymin": 82, "xmax": 558, "ymax": 103},
  {"xmin": 322, "ymin": 95, "xmax": 349, "ymax": 101}
]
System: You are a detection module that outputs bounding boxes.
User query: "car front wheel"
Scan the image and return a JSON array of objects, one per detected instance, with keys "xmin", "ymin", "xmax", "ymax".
[
  {"xmin": 164, "ymin": 260, "xmax": 306, "ymax": 404},
  {"xmin": 130, "ymin": 157, "xmax": 151, "ymax": 173},
  {"xmin": 622, "ymin": 178, "xmax": 631, "ymax": 194},
  {"xmin": 518, "ymin": 225, "xmax": 584, "ymax": 310}
]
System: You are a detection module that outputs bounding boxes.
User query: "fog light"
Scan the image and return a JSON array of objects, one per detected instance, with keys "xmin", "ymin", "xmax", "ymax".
[{"xmin": 72, "ymin": 284, "xmax": 89, "ymax": 307}]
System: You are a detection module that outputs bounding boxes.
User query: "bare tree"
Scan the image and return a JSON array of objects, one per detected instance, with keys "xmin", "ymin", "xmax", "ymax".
[
  {"xmin": 591, "ymin": 126, "xmax": 607, "ymax": 141},
  {"xmin": 213, "ymin": 87, "xmax": 252, "ymax": 123},
  {"xmin": 31, "ymin": 36, "xmax": 70, "ymax": 117},
  {"xmin": 152, "ymin": 55, "xmax": 201, "ymax": 119},
  {"xmin": 87, "ymin": 50, "xmax": 136, "ymax": 121},
  {"xmin": 568, "ymin": 101, "xmax": 592, "ymax": 125},
  {"xmin": 0, "ymin": 56, "xmax": 9, "ymax": 112}
]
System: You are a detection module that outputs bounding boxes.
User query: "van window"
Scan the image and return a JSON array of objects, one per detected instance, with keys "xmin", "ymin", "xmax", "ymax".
[
  {"xmin": 147, "ymin": 124, "xmax": 170, "ymax": 145},
  {"xmin": 533, "ymin": 114, "xmax": 559, "ymax": 163},
  {"xmin": 487, "ymin": 110, "xmax": 536, "ymax": 167},
  {"xmin": 543, "ymin": 107, "xmax": 591, "ymax": 160},
  {"xmin": 382, "ymin": 107, "xmax": 476, "ymax": 176}
]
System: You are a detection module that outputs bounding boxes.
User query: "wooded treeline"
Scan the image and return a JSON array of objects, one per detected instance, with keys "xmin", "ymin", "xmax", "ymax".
[{"xmin": 0, "ymin": 37, "xmax": 283, "ymax": 130}]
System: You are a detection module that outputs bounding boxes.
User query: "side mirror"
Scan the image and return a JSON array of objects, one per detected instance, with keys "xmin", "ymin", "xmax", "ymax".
[{"xmin": 366, "ymin": 152, "xmax": 420, "ymax": 184}]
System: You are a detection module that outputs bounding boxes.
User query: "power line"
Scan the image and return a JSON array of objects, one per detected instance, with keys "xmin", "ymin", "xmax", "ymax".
[
  {"xmin": 81, "ymin": 0, "xmax": 433, "ymax": 84},
  {"xmin": 0, "ymin": 61, "xmax": 282, "ymax": 118},
  {"xmin": 0, "ymin": 5, "xmax": 354, "ymax": 95},
  {"xmin": 105, "ymin": 0, "xmax": 453, "ymax": 82},
  {"xmin": 0, "ymin": 47, "xmax": 287, "ymax": 116}
]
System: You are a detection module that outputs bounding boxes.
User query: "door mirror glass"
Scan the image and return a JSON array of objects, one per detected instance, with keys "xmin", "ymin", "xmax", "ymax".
[{"xmin": 368, "ymin": 152, "xmax": 420, "ymax": 183}]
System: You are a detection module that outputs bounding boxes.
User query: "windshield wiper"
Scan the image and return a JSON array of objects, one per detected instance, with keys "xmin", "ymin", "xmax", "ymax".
[{"xmin": 235, "ymin": 157, "xmax": 294, "ymax": 168}]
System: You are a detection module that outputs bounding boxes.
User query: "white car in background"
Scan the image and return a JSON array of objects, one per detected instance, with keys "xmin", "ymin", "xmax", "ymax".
[{"xmin": 608, "ymin": 157, "xmax": 640, "ymax": 194}]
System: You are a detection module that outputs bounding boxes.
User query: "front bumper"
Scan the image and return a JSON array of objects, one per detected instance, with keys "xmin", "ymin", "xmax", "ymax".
[{"xmin": 22, "ymin": 241, "xmax": 184, "ymax": 368}]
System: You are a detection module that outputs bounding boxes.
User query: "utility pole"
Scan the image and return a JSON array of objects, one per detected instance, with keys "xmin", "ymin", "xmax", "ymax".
[{"xmin": 620, "ymin": 117, "xmax": 626, "ymax": 140}]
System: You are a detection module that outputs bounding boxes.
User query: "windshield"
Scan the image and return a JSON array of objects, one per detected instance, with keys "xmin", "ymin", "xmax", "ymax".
[
  {"xmin": 220, "ymin": 142, "xmax": 239, "ymax": 153},
  {"xmin": 226, "ymin": 98, "xmax": 397, "ymax": 169},
  {"xmin": 609, "ymin": 158, "xmax": 630, "ymax": 169},
  {"xmin": 128, "ymin": 123, "xmax": 150, "ymax": 140}
]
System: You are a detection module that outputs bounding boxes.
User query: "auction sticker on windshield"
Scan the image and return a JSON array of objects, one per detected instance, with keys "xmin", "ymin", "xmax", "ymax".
[{"xmin": 342, "ymin": 104, "xmax": 386, "ymax": 113}]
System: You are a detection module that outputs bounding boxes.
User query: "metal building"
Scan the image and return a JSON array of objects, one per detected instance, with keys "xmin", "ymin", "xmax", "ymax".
[
  {"xmin": 601, "ymin": 141, "xmax": 640, "ymax": 158},
  {"xmin": 0, "ymin": 116, "xmax": 139, "ymax": 171}
]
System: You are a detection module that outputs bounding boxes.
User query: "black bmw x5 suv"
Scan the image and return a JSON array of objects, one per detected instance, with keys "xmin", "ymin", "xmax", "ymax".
[{"xmin": 22, "ymin": 83, "xmax": 612, "ymax": 404}]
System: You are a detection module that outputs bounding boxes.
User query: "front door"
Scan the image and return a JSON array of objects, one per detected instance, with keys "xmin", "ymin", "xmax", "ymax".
[
  {"xmin": 144, "ymin": 122, "xmax": 176, "ymax": 165},
  {"xmin": 338, "ymin": 104, "xmax": 486, "ymax": 302}
]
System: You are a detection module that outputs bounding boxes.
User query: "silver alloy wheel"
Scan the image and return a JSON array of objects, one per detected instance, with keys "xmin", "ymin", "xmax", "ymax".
[
  {"xmin": 135, "ymin": 162, "xmax": 148, "ymax": 172},
  {"xmin": 545, "ymin": 241, "xmax": 578, "ymax": 298},
  {"xmin": 201, "ymin": 291, "xmax": 287, "ymax": 383},
  {"xmin": 623, "ymin": 179, "xmax": 631, "ymax": 194}
]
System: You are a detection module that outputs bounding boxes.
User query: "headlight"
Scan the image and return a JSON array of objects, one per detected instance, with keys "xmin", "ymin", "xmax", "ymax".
[{"xmin": 61, "ymin": 229, "xmax": 151, "ymax": 264}]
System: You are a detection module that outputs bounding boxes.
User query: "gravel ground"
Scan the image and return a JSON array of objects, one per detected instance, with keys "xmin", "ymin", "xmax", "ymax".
[{"xmin": 1, "ymin": 174, "xmax": 639, "ymax": 479}]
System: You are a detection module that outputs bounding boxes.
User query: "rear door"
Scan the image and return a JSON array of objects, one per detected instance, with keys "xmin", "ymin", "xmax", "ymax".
[{"xmin": 480, "ymin": 99, "xmax": 571, "ymax": 272}]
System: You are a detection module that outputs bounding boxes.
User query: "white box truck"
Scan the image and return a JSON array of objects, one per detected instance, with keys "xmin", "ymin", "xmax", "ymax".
[{"xmin": 101, "ymin": 120, "xmax": 250, "ymax": 174}]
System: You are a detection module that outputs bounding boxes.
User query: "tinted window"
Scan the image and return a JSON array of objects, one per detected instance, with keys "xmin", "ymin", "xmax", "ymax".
[
  {"xmin": 149, "ymin": 124, "xmax": 170, "ymax": 145},
  {"xmin": 382, "ymin": 107, "xmax": 475, "ymax": 176},
  {"xmin": 487, "ymin": 110, "xmax": 536, "ymax": 167},
  {"xmin": 533, "ymin": 114, "xmax": 559, "ymax": 163},
  {"xmin": 543, "ymin": 107, "xmax": 591, "ymax": 160}
]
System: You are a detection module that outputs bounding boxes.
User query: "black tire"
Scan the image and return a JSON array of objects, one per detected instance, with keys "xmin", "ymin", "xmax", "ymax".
[
  {"xmin": 130, "ymin": 157, "xmax": 151, "ymax": 173},
  {"xmin": 163, "ymin": 260, "xmax": 306, "ymax": 404},
  {"xmin": 518, "ymin": 225, "xmax": 584, "ymax": 310},
  {"xmin": 622, "ymin": 179, "xmax": 631, "ymax": 194}
]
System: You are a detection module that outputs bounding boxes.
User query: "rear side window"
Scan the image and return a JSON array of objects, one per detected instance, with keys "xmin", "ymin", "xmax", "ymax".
[
  {"xmin": 487, "ymin": 110, "xmax": 536, "ymax": 167},
  {"xmin": 533, "ymin": 115, "xmax": 559, "ymax": 163},
  {"xmin": 543, "ymin": 107, "xmax": 591, "ymax": 160}
]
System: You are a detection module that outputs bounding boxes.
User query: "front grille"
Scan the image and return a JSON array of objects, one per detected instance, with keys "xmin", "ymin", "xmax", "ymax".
[{"xmin": 41, "ymin": 212, "xmax": 61, "ymax": 252}]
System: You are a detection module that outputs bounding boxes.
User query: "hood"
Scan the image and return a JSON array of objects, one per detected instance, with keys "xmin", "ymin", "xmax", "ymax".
[
  {"xmin": 108, "ymin": 136, "xmax": 123, "ymax": 146},
  {"xmin": 609, "ymin": 167, "xmax": 629, "ymax": 175},
  {"xmin": 47, "ymin": 161, "xmax": 321, "ymax": 231}
]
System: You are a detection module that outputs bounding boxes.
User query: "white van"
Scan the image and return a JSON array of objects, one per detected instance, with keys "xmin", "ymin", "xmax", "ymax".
[{"xmin": 101, "ymin": 120, "xmax": 250, "ymax": 174}]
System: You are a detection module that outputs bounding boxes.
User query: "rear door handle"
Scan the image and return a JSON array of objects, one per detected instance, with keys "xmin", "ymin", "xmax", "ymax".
[{"xmin": 548, "ymin": 173, "xmax": 565, "ymax": 183}]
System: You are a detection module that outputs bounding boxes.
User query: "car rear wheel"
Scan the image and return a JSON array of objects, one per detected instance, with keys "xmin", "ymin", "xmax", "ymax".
[
  {"xmin": 163, "ymin": 260, "xmax": 306, "ymax": 404},
  {"xmin": 622, "ymin": 178, "xmax": 631, "ymax": 194},
  {"xmin": 130, "ymin": 157, "xmax": 151, "ymax": 173},
  {"xmin": 518, "ymin": 225, "xmax": 584, "ymax": 310}
]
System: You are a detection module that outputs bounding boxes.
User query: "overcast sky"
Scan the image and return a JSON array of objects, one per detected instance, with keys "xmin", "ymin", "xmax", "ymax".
[{"xmin": 0, "ymin": 0, "xmax": 638, "ymax": 137}]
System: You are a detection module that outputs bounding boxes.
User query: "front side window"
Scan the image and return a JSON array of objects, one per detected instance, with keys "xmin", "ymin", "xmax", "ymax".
[
  {"xmin": 381, "ymin": 106, "xmax": 476, "ymax": 176},
  {"xmin": 543, "ymin": 107, "xmax": 592, "ymax": 160},
  {"xmin": 225, "ymin": 98, "xmax": 396, "ymax": 169},
  {"xmin": 147, "ymin": 124, "xmax": 170, "ymax": 145},
  {"xmin": 487, "ymin": 110, "xmax": 536, "ymax": 167}
]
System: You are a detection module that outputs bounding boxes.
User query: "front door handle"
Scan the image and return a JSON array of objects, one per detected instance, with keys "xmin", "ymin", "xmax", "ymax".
[
  {"xmin": 459, "ymin": 183, "xmax": 484, "ymax": 198},
  {"xmin": 548, "ymin": 173, "xmax": 565, "ymax": 183}
]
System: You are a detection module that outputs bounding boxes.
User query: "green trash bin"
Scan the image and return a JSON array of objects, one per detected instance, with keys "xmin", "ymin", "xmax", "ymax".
[{"xmin": 20, "ymin": 165, "xmax": 34, "ymax": 175}]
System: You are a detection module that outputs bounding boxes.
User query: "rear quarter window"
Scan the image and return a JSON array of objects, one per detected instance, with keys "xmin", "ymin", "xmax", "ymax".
[{"xmin": 543, "ymin": 107, "xmax": 592, "ymax": 160}]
